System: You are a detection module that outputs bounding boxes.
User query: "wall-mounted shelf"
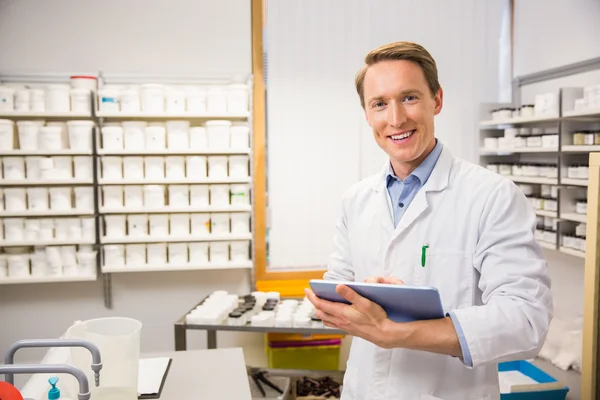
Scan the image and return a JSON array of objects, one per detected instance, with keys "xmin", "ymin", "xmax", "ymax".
[
  {"xmin": 98, "ymin": 177, "xmax": 251, "ymax": 185},
  {"xmin": 97, "ymin": 148, "xmax": 251, "ymax": 156},
  {"xmin": 96, "ymin": 111, "xmax": 249, "ymax": 120},
  {"xmin": 0, "ymin": 150, "xmax": 93, "ymax": 156},
  {"xmin": 562, "ymin": 178, "xmax": 589, "ymax": 187},
  {"xmin": 0, "ymin": 239, "xmax": 95, "ymax": 247},
  {"xmin": 561, "ymin": 212, "xmax": 587, "ymax": 223},
  {"xmin": 0, "ymin": 209, "xmax": 95, "ymax": 217},
  {"xmin": 99, "ymin": 205, "xmax": 251, "ymax": 214},
  {"xmin": 536, "ymin": 210, "xmax": 558, "ymax": 218},
  {"xmin": 563, "ymin": 108, "xmax": 600, "ymax": 118},
  {"xmin": 100, "ymin": 233, "xmax": 253, "ymax": 244},
  {"xmin": 0, "ymin": 274, "xmax": 98, "ymax": 285},
  {"xmin": 562, "ymin": 145, "xmax": 600, "ymax": 153},
  {"xmin": 479, "ymin": 115, "xmax": 560, "ymax": 127},
  {"xmin": 0, "ymin": 111, "xmax": 92, "ymax": 119},
  {"xmin": 479, "ymin": 148, "xmax": 558, "ymax": 155},
  {"xmin": 102, "ymin": 262, "xmax": 253, "ymax": 273},
  {"xmin": 507, "ymin": 176, "xmax": 559, "ymax": 185},
  {"xmin": 559, "ymin": 246, "xmax": 586, "ymax": 258},
  {"xmin": 0, "ymin": 179, "xmax": 94, "ymax": 186}
]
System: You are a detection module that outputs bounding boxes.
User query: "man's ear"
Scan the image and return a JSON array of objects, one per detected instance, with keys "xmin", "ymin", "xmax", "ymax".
[{"xmin": 434, "ymin": 87, "xmax": 444, "ymax": 116}]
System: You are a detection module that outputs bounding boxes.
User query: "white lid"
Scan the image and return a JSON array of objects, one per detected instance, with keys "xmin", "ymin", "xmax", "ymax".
[
  {"xmin": 16, "ymin": 120, "xmax": 42, "ymax": 126},
  {"xmin": 205, "ymin": 120, "xmax": 232, "ymax": 127},
  {"xmin": 122, "ymin": 121, "xmax": 147, "ymax": 127},
  {"xmin": 231, "ymin": 121, "xmax": 249, "ymax": 127},
  {"xmin": 0, "ymin": 119, "xmax": 14, "ymax": 125},
  {"xmin": 190, "ymin": 126, "xmax": 206, "ymax": 132},
  {"xmin": 40, "ymin": 126, "xmax": 62, "ymax": 133},
  {"xmin": 228, "ymin": 84, "xmax": 248, "ymax": 89},
  {"xmin": 67, "ymin": 120, "xmax": 95, "ymax": 127},
  {"xmin": 144, "ymin": 184, "xmax": 164, "ymax": 191},
  {"xmin": 147, "ymin": 122, "xmax": 166, "ymax": 128}
]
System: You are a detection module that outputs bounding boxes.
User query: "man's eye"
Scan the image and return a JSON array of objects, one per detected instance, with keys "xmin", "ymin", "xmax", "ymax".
[
  {"xmin": 404, "ymin": 95, "xmax": 418, "ymax": 102},
  {"xmin": 372, "ymin": 101, "xmax": 385, "ymax": 108}
]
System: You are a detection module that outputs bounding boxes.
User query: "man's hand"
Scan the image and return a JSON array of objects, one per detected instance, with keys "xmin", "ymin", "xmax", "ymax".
[
  {"xmin": 364, "ymin": 276, "xmax": 404, "ymax": 284},
  {"xmin": 304, "ymin": 284, "xmax": 396, "ymax": 348}
]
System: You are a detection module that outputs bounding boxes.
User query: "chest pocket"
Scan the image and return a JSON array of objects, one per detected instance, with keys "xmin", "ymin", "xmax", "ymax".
[{"xmin": 414, "ymin": 249, "xmax": 474, "ymax": 312}]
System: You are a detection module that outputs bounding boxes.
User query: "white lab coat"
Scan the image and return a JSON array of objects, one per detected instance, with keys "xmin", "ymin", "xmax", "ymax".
[{"xmin": 324, "ymin": 147, "xmax": 553, "ymax": 400}]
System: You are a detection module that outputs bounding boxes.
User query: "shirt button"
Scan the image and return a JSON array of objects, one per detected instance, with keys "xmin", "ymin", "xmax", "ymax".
[{"xmin": 399, "ymin": 202, "xmax": 404, "ymax": 208}]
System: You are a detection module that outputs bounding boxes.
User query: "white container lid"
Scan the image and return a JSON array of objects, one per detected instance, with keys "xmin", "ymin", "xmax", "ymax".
[
  {"xmin": 71, "ymin": 75, "xmax": 97, "ymax": 81},
  {"xmin": 67, "ymin": 120, "xmax": 95, "ymax": 127},
  {"xmin": 0, "ymin": 119, "xmax": 14, "ymax": 125},
  {"xmin": 205, "ymin": 120, "xmax": 232, "ymax": 127},
  {"xmin": 16, "ymin": 120, "xmax": 40, "ymax": 127},
  {"xmin": 40, "ymin": 126, "xmax": 62, "ymax": 134}
]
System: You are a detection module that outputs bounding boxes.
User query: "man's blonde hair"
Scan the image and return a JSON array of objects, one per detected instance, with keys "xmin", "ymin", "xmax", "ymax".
[{"xmin": 355, "ymin": 41, "xmax": 441, "ymax": 108}]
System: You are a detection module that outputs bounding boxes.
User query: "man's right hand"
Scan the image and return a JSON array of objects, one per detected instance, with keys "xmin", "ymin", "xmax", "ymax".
[{"xmin": 364, "ymin": 276, "xmax": 404, "ymax": 284}]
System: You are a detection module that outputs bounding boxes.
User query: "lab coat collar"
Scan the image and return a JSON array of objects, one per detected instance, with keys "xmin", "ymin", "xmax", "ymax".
[{"xmin": 372, "ymin": 143, "xmax": 453, "ymax": 194}]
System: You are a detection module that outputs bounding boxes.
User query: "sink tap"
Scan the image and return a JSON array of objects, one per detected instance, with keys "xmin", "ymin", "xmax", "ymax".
[
  {"xmin": 0, "ymin": 363, "xmax": 91, "ymax": 400},
  {"xmin": 4, "ymin": 339, "xmax": 102, "ymax": 387}
]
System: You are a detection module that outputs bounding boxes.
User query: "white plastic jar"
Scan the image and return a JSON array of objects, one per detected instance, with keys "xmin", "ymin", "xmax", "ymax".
[
  {"xmin": 143, "ymin": 185, "xmax": 165, "ymax": 208},
  {"xmin": 102, "ymin": 156, "xmax": 123, "ymax": 180},
  {"xmin": 105, "ymin": 215, "xmax": 126, "ymax": 238},
  {"xmin": 15, "ymin": 89, "xmax": 30, "ymax": 112},
  {"xmin": 124, "ymin": 185, "xmax": 144, "ymax": 209},
  {"xmin": 122, "ymin": 121, "xmax": 146, "ymax": 149},
  {"xmin": 230, "ymin": 123, "xmax": 250, "ymax": 149},
  {"xmin": 0, "ymin": 86, "xmax": 15, "ymax": 111},
  {"xmin": 49, "ymin": 187, "xmax": 72, "ymax": 210},
  {"xmin": 70, "ymin": 76, "xmax": 98, "ymax": 92},
  {"xmin": 98, "ymin": 87, "xmax": 120, "ymax": 112},
  {"xmin": 227, "ymin": 84, "xmax": 249, "ymax": 113},
  {"xmin": 103, "ymin": 186, "xmax": 124, "ymax": 209},
  {"xmin": 39, "ymin": 157, "xmax": 54, "ymax": 180},
  {"xmin": 149, "ymin": 214, "xmax": 169, "ymax": 236},
  {"xmin": 147, "ymin": 243, "xmax": 167, "ymax": 265},
  {"xmin": 74, "ymin": 187, "xmax": 94, "ymax": 210},
  {"xmin": 70, "ymin": 89, "xmax": 92, "ymax": 113},
  {"xmin": 4, "ymin": 218, "xmax": 25, "ymax": 241},
  {"xmin": 3, "ymin": 157, "xmax": 25, "ymax": 180},
  {"xmin": 190, "ymin": 185, "xmax": 209, "ymax": 206},
  {"xmin": 186, "ymin": 88, "xmax": 207, "ymax": 113},
  {"xmin": 166, "ymin": 88, "xmax": 186, "ymax": 113},
  {"xmin": 191, "ymin": 213, "xmax": 211, "ymax": 235},
  {"xmin": 207, "ymin": 87, "xmax": 228, "ymax": 113},
  {"xmin": 168, "ymin": 243, "xmax": 188, "ymax": 265},
  {"xmin": 67, "ymin": 121, "xmax": 94, "ymax": 151},
  {"xmin": 104, "ymin": 244, "xmax": 125, "ymax": 268},
  {"xmin": 144, "ymin": 156, "xmax": 165, "ymax": 179},
  {"xmin": 101, "ymin": 126, "xmax": 124, "ymax": 150},
  {"xmin": 166, "ymin": 121, "xmax": 190, "ymax": 149},
  {"xmin": 189, "ymin": 127, "xmax": 208, "ymax": 149},
  {"xmin": 128, "ymin": 214, "xmax": 148, "ymax": 237},
  {"xmin": 169, "ymin": 213, "xmax": 190, "ymax": 236},
  {"xmin": 186, "ymin": 156, "xmax": 207, "ymax": 179},
  {"xmin": 29, "ymin": 89, "xmax": 45, "ymax": 112},
  {"xmin": 141, "ymin": 84, "xmax": 165, "ymax": 113},
  {"xmin": 209, "ymin": 241, "xmax": 229, "ymax": 263},
  {"xmin": 230, "ymin": 184, "xmax": 250, "ymax": 205},
  {"xmin": 123, "ymin": 157, "xmax": 144, "ymax": 179},
  {"xmin": 0, "ymin": 119, "xmax": 15, "ymax": 150},
  {"xmin": 52, "ymin": 156, "xmax": 73, "ymax": 179},
  {"xmin": 211, "ymin": 213, "xmax": 230, "ymax": 234},
  {"xmin": 189, "ymin": 242, "xmax": 209, "ymax": 264},
  {"xmin": 208, "ymin": 156, "xmax": 228, "ymax": 178},
  {"xmin": 168, "ymin": 185, "xmax": 189, "ymax": 207},
  {"xmin": 145, "ymin": 123, "xmax": 166, "ymax": 149},
  {"xmin": 230, "ymin": 241, "xmax": 250, "ymax": 261},
  {"xmin": 210, "ymin": 184, "xmax": 230, "ymax": 205},
  {"xmin": 120, "ymin": 88, "xmax": 141, "ymax": 113},
  {"xmin": 45, "ymin": 84, "xmax": 71, "ymax": 112},
  {"xmin": 17, "ymin": 121, "xmax": 41, "ymax": 150},
  {"xmin": 231, "ymin": 213, "xmax": 250, "ymax": 233},
  {"xmin": 165, "ymin": 156, "xmax": 186, "ymax": 179},
  {"xmin": 27, "ymin": 188, "xmax": 49, "ymax": 211},
  {"xmin": 206, "ymin": 120, "xmax": 231, "ymax": 148},
  {"xmin": 229, "ymin": 155, "xmax": 249, "ymax": 178}
]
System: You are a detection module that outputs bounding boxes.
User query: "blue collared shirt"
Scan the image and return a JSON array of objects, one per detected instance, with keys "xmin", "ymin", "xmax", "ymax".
[{"xmin": 386, "ymin": 139, "xmax": 473, "ymax": 367}]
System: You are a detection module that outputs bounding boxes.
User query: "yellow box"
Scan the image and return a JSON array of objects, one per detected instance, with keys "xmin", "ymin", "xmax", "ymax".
[{"xmin": 266, "ymin": 344, "xmax": 341, "ymax": 371}]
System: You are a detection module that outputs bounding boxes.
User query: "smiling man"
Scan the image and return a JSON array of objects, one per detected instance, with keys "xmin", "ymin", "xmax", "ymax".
[{"xmin": 305, "ymin": 41, "xmax": 553, "ymax": 399}]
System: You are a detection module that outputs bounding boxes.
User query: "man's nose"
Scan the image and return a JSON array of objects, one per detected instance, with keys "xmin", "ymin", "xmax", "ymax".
[{"xmin": 389, "ymin": 101, "xmax": 407, "ymax": 128}]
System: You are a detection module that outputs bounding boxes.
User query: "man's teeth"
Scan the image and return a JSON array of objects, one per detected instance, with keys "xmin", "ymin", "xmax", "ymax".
[{"xmin": 391, "ymin": 130, "xmax": 414, "ymax": 140}]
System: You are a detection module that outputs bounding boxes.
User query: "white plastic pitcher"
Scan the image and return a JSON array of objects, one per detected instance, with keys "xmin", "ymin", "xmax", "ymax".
[{"xmin": 66, "ymin": 317, "xmax": 142, "ymax": 400}]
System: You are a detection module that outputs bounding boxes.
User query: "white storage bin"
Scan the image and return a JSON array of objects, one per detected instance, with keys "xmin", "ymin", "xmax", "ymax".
[
  {"xmin": 74, "ymin": 187, "xmax": 93, "ymax": 210},
  {"xmin": 126, "ymin": 244, "xmax": 146, "ymax": 266},
  {"xmin": 0, "ymin": 119, "xmax": 15, "ymax": 150},
  {"xmin": 145, "ymin": 123, "xmax": 166, "ymax": 149},
  {"xmin": 210, "ymin": 185, "xmax": 230, "ymax": 205},
  {"xmin": 67, "ymin": 218, "xmax": 82, "ymax": 240},
  {"xmin": 168, "ymin": 243, "xmax": 188, "ymax": 264},
  {"xmin": 230, "ymin": 123, "xmax": 250, "ymax": 149},
  {"xmin": 4, "ymin": 219, "xmax": 25, "ymax": 241},
  {"xmin": 105, "ymin": 215, "xmax": 126, "ymax": 238},
  {"xmin": 3, "ymin": 157, "xmax": 25, "ymax": 180},
  {"xmin": 230, "ymin": 241, "xmax": 250, "ymax": 261},
  {"xmin": 145, "ymin": 156, "xmax": 165, "ymax": 179},
  {"xmin": 39, "ymin": 126, "xmax": 64, "ymax": 150},
  {"xmin": 17, "ymin": 121, "xmax": 40, "ymax": 150},
  {"xmin": 128, "ymin": 214, "xmax": 148, "ymax": 237},
  {"xmin": 227, "ymin": 84, "xmax": 249, "ymax": 113},
  {"xmin": 229, "ymin": 155, "xmax": 249, "ymax": 178},
  {"xmin": 189, "ymin": 127, "xmax": 208, "ymax": 149},
  {"xmin": 0, "ymin": 86, "xmax": 15, "ymax": 111},
  {"xmin": 98, "ymin": 87, "xmax": 120, "ymax": 112},
  {"xmin": 24, "ymin": 219, "xmax": 40, "ymax": 241},
  {"xmin": 121, "ymin": 89, "xmax": 141, "ymax": 113},
  {"xmin": 30, "ymin": 89, "xmax": 45, "ymax": 112},
  {"xmin": 230, "ymin": 184, "xmax": 250, "ymax": 205},
  {"xmin": 31, "ymin": 253, "xmax": 47, "ymax": 277},
  {"xmin": 168, "ymin": 184, "xmax": 189, "ymax": 207},
  {"xmin": 77, "ymin": 251, "xmax": 97, "ymax": 277},
  {"xmin": 5, "ymin": 188, "xmax": 26, "ymax": 211},
  {"xmin": 27, "ymin": 188, "xmax": 49, "ymax": 211},
  {"xmin": 186, "ymin": 88, "xmax": 207, "ymax": 113},
  {"xmin": 122, "ymin": 121, "xmax": 146, "ymax": 149},
  {"xmin": 15, "ymin": 89, "xmax": 30, "ymax": 112},
  {"xmin": 207, "ymin": 87, "xmax": 228, "ymax": 113},
  {"xmin": 206, "ymin": 120, "xmax": 231, "ymax": 148},
  {"xmin": 101, "ymin": 126, "xmax": 124, "ymax": 150},
  {"xmin": 211, "ymin": 213, "xmax": 230, "ymax": 234},
  {"xmin": 45, "ymin": 84, "xmax": 71, "ymax": 112},
  {"xmin": 53, "ymin": 156, "xmax": 73, "ymax": 179},
  {"xmin": 208, "ymin": 156, "xmax": 228, "ymax": 178},
  {"xmin": 49, "ymin": 187, "xmax": 72, "ymax": 210},
  {"xmin": 141, "ymin": 84, "xmax": 165, "ymax": 113},
  {"xmin": 102, "ymin": 156, "xmax": 123, "ymax": 179},
  {"xmin": 143, "ymin": 185, "xmax": 165, "ymax": 208},
  {"xmin": 147, "ymin": 243, "xmax": 167, "ymax": 265},
  {"xmin": 70, "ymin": 76, "xmax": 98, "ymax": 91},
  {"xmin": 123, "ymin": 156, "xmax": 144, "ymax": 179},
  {"xmin": 74, "ymin": 156, "xmax": 93, "ymax": 180},
  {"xmin": 7, "ymin": 255, "xmax": 29, "ymax": 278},
  {"xmin": 45, "ymin": 247, "xmax": 63, "ymax": 276},
  {"xmin": 166, "ymin": 121, "xmax": 190, "ymax": 149},
  {"xmin": 166, "ymin": 88, "xmax": 186, "ymax": 113},
  {"xmin": 231, "ymin": 213, "xmax": 250, "ymax": 233},
  {"xmin": 104, "ymin": 244, "xmax": 125, "ymax": 268},
  {"xmin": 124, "ymin": 185, "xmax": 144, "ymax": 208},
  {"xmin": 71, "ymin": 88, "xmax": 92, "ymax": 113},
  {"xmin": 39, "ymin": 157, "xmax": 54, "ymax": 180},
  {"xmin": 149, "ymin": 214, "xmax": 169, "ymax": 236},
  {"xmin": 55, "ymin": 218, "xmax": 70, "ymax": 240},
  {"xmin": 103, "ymin": 186, "xmax": 123, "ymax": 209},
  {"xmin": 189, "ymin": 242, "xmax": 209, "ymax": 264},
  {"xmin": 186, "ymin": 156, "xmax": 207, "ymax": 179},
  {"xmin": 191, "ymin": 213, "xmax": 211, "ymax": 236},
  {"xmin": 39, "ymin": 219, "xmax": 54, "ymax": 240},
  {"xmin": 165, "ymin": 156, "xmax": 186, "ymax": 179},
  {"xmin": 210, "ymin": 242, "xmax": 229, "ymax": 263},
  {"xmin": 60, "ymin": 246, "xmax": 78, "ymax": 270},
  {"xmin": 66, "ymin": 121, "xmax": 94, "ymax": 151},
  {"xmin": 81, "ymin": 217, "xmax": 95, "ymax": 241},
  {"xmin": 190, "ymin": 185, "xmax": 210, "ymax": 206},
  {"xmin": 169, "ymin": 213, "xmax": 190, "ymax": 236}
]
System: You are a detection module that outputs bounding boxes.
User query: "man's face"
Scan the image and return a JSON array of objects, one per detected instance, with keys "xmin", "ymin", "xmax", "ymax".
[{"xmin": 363, "ymin": 60, "xmax": 443, "ymax": 174}]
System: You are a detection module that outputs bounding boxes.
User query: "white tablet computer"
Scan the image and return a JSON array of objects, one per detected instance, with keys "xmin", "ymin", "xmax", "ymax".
[{"xmin": 309, "ymin": 279, "xmax": 444, "ymax": 323}]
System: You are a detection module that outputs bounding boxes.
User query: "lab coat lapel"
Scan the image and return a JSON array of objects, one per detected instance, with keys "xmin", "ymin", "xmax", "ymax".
[
  {"xmin": 393, "ymin": 147, "xmax": 453, "ymax": 237},
  {"xmin": 372, "ymin": 164, "xmax": 396, "ymax": 236}
]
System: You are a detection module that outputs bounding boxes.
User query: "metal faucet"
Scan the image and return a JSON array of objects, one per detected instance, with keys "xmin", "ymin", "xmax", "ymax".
[
  {"xmin": 0, "ymin": 364, "xmax": 91, "ymax": 400},
  {"xmin": 4, "ymin": 339, "xmax": 103, "ymax": 387}
]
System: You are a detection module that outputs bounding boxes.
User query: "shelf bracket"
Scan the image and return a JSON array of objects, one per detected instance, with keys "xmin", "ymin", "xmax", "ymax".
[{"xmin": 103, "ymin": 273, "xmax": 113, "ymax": 309}]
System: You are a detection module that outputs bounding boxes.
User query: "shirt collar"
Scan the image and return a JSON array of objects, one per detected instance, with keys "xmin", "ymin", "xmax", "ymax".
[{"xmin": 386, "ymin": 139, "xmax": 444, "ymax": 185}]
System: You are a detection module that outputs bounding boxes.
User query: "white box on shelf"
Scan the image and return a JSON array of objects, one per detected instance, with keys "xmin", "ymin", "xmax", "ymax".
[
  {"xmin": 102, "ymin": 126, "xmax": 124, "ymax": 150},
  {"xmin": 31, "ymin": 253, "xmax": 47, "ymax": 277},
  {"xmin": 145, "ymin": 156, "xmax": 165, "ymax": 179},
  {"xmin": 230, "ymin": 184, "xmax": 250, "ymax": 205},
  {"xmin": 123, "ymin": 157, "xmax": 144, "ymax": 179},
  {"xmin": 60, "ymin": 245, "xmax": 77, "ymax": 270},
  {"xmin": 39, "ymin": 157, "xmax": 54, "ymax": 180},
  {"xmin": 74, "ymin": 187, "xmax": 93, "ymax": 210},
  {"xmin": 102, "ymin": 156, "xmax": 123, "ymax": 179},
  {"xmin": 55, "ymin": 218, "xmax": 70, "ymax": 240},
  {"xmin": 227, "ymin": 84, "xmax": 249, "ymax": 113},
  {"xmin": 27, "ymin": 188, "xmax": 49, "ymax": 211},
  {"xmin": 122, "ymin": 121, "xmax": 147, "ymax": 150},
  {"xmin": 67, "ymin": 217, "xmax": 82, "ymax": 240},
  {"xmin": 145, "ymin": 123, "xmax": 167, "ymax": 150},
  {"xmin": 190, "ymin": 185, "xmax": 209, "ymax": 206},
  {"xmin": 3, "ymin": 157, "xmax": 25, "ymax": 180},
  {"xmin": 206, "ymin": 120, "xmax": 231, "ymax": 148},
  {"xmin": 39, "ymin": 219, "xmax": 54, "ymax": 240},
  {"xmin": 67, "ymin": 121, "xmax": 94, "ymax": 151},
  {"xmin": 105, "ymin": 215, "xmax": 126, "ymax": 238},
  {"xmin": 104, "ymin": 244, "xmax": 125, "ymax": 268},
  {"xmin": 143, "ymin": 185, "xmax": 165, "ymax": 208},
  {"xmin": 229, "ymin": 155, "xmax": 249, "ymax": 178},
  {"xmin": 189, "ymin": 242, "xmax": 209, "ymax": 263},
  {"xmin": 208, "ymin": 156, "xmax": 228, "ymax": 178},
  {"xmin": 189, "ymin": 127, "xmax": 208, "ymax": 149},
  {"xmin": 165, "ymin": 156, "xmax": 186, "ymax": 179},
  {"xmin": 4, "ymin": 188, "xmax": 26, "ymax": 211},
  {"xmin": 211, "ymin": 213, "xmax": 230, "ymax": 234},
  {"xmin": 141, "ymin": 84, "xmax": 165, "ymax": 113},
  {"xmin": 186, "ymin": 87, "xmax": 207, "ymax": 113},
  {"xmin": 149, "ymin": 214, "xmax": 169, "ymax": 236},
  {"xmin": 25, "ymin": 156, "xmax": 42, "ymax": 180},
  {"xmin": 128, "ymin": 214, "xmax": 148, "ymax": 237},
  {"xmin": 147, "ymin": 243, "xmax": 167, "ymax": 265},
  {"xmin": 81, "ymin": 217, "xmax": 95, "ymax": 241},
  {"xmin": 209, "ymin": 242, "xmax": 229, "ymax": 263},
  {"xmin": 0, "ymin": 119, "xmax": 14, "ymax": 150},
  {"xmin": 17, "ymin": 121, "xmax": 41, "ymax": 150},
  {"xmin": 30, "ymin": 89, "xmax": 45, "ymax": 112},
  {"xmin": 168, "ymin": 185, "xmax": 189, "ymax": 207},
  {"xmin": 166, "ymin": 121, "xmax": 190, "ymax": 149},
  {"xmin": 231, "ymin": 213, "xmax": 250, "ymax": 234},
  {"xmin": 169, "ymin": 213, "xmax": 190, "ymax": 236},
  {"xmin": 49, "ymin": 188, "xmax": 72, "ymax": 210},
  {"xmin": 121, "ymin": 89, "xmax": 141, "ymax": 113},
  {"xmin": 210, "ymin": 185, "xmax": 230, "ymax": 206},
  {"xmin": 207, "ymin": 88, "xmax": 228, "ymax": 113},
  {"xmin": 103, "ymin": 186, "xmax": 124, "ymax": 209},
  {"xmin": 124, "ymin": 185, "xmax": 144, "ymax": 209},
  {"xmin": 74, "ymin": 156, "xmax": 93, "ymax": 180},
  {"xmin": 166, "ymin": 88, "xmax": 186, "ymax": 113},
  {"xmin": 45, "ymin": 84, "xmax": 71, "ymax": 112},
  {"xmin": 7, "ymin": 254, "xmax": 30, "ymax": 278},
  {"xmin": 186, "ymin": 156, "xmax": 207, "ymax": 179},
  {"xmin": 230, "ymin": 241, "xmax": 250, "ymax": 262},
  {"xmin": 4, "ymin": 218, "xmax": 25, "ymax": 241},
  {"xmin": 70, "ymin": 88, "xmax": 92, "ymax": 113},
  {"xmin": 168, "ymin": 242, "xmax": 188, "ymax": 264},
  {"xmin": 24, "ymin": 219, "xmax": 39, "ymax": 241},
  {"xmin": 53, "ymin": 156, "xmax": 73, "ymax": 179},
  {"xmin": 126, "ymin": 244, "xmax": 146, "ymax": 266},
  {"xmin": 191, "ymin": 213, "xmax": 210, "ymax": 236},
  {"xmin": 0, "ymin": 87, "xmax": 15, "ymax": 111},
  {"xmin": 230, "ymin": 122, "xmax": 250, "ymax": 149}
]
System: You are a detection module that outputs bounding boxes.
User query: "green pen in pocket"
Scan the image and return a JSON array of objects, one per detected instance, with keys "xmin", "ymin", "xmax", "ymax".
[{"xmin": 421, "ymin": 244, "xmax": 429, "ymax": 267}]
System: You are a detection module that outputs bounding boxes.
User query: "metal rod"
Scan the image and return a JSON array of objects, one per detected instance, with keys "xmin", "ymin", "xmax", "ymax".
[
  {"xmin": 207, "ymin": 330, "xmax": 217, "ymax": 349},
  {"xmin": 515, "ymin": 57, "xmax": 600, "ymax": 87}
]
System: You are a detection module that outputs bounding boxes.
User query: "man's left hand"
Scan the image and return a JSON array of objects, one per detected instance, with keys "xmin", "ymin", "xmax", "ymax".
[{"xmin": 304, "ymin": 285, "xmax": 395, "ymax": 349}]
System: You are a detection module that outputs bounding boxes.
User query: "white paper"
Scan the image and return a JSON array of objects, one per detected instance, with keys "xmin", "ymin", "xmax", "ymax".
[
  {"xmin": 498, "ymin": 370, "xmax": 539, "ymax": 393},
  {"xmin": 138, "ymin": 357, "xmax": 171, "ymax": 395}
]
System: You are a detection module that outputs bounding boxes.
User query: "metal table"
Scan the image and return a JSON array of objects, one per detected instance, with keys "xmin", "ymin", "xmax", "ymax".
[{"xmin": 174, "ymin": 300, "xmax": 346, "ymax": 350}]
